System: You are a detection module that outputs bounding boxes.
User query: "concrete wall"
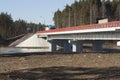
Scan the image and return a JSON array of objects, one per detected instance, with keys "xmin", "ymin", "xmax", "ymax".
[
  {"xmin": 117, "ymin": 41, "xmax": 120, "ymax": 46},
  {"xmin": 16, "ymin": 34, "xmax": 51, "ymax": 50},
  {"xmin": 98, "ymin": 19, "xmax": 108, "ymax": 24},
  {"xmin": 47, "ymin": 31, "xmax": 120, "ymax": 40}
]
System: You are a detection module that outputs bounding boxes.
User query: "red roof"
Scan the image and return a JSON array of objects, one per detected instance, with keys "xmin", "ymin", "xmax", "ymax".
[{"xmin": 36, "ymin": 21, "xmax": 120, "ymax": 34}]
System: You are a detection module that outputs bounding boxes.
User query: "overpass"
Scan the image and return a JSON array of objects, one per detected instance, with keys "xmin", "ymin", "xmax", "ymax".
[{"xmin": 36, "ymin": 21, "xmax": 120, "ymax": 52}]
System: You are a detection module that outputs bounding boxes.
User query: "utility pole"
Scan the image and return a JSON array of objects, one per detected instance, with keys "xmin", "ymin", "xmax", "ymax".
[
  {"xmin": 40, "ymin": 16, "xmax": 45, "ymax": 24},
  {"xmin": 68, "ymin": 7, "xmax": 71, "ymax": 27},
  {"xmin": 102, "ymin": 0, "xmax": 105, "ymax": 18},
  {"xmin": 89, "ymin": 0, "xmax": 92, "ymax": 24},
  {"xmin": 74, "ymin": 12, "xmax": 76, "ymax": 26}
]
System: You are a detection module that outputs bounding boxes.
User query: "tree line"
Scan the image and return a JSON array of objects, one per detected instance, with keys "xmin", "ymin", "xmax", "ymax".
[
  {"xmin": 0, "ymin": 12, "xmax": 45, "ymax": 39},
  {"xmin": 53, "ymin": 0, "xmax": 120, "ymax": 28}
]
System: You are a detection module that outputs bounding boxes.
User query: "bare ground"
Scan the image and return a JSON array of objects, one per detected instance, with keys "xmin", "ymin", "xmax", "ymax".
[{"xmin": 0, "ymin": 52, "xmax": 120, "ymax": 80}]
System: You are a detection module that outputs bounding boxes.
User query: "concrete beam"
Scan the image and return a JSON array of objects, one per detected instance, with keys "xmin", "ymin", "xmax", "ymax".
[{"xmin": 48, "ymin": 40, "xmax": 57, "ymax": 52}]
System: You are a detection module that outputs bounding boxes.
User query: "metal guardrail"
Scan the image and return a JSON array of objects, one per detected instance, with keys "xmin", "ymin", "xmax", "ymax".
[{"xmin": 7, "ymin": 34, "xmax": 25, "ymax": 40}]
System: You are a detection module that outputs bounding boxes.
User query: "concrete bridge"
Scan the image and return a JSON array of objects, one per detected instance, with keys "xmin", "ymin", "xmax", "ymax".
[{"xmin": 36, "ymin": 21, "xmax": 120, "ymax": 52}]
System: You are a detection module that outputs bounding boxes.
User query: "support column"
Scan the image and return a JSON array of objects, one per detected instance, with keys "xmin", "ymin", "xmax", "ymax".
[
  {"xmin": 63, "ymin": 41, "xmax": 72, "ymax": 52},
  {"xmin": 92, "ymin": 41, "xmax": 104, "ymax": 52},
  {"xmin": 70, "ymin": 40, "xmax": 83, "ymax": 52},
  {"xmin": 48, "ymin": 40, "xmax": 72, "ymax": 53},
  {"xmin": 48, "ymin": 40, "xmax": 57, "ymax": 52},
  {"xmin": 57, "ymin": 40, "xmax": 72, "ymax": 53},
  {"xmin": 117, "ymin": 41, "xmax": 120, "ymax": 46}
]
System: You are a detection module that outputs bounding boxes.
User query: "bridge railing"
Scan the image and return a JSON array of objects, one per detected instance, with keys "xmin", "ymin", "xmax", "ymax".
[{"xmin": 37, "ymin": 21, "xmax": 120, "ymax": 34}]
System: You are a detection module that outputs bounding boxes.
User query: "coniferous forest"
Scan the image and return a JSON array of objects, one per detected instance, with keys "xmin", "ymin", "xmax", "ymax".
[
  {"xmin": 53, "ymin": 0, "xmax": 120, "ymax": 28},
  {"xmin": 0, "ymin": 13, "xmax": 45, "ymax": 39}
]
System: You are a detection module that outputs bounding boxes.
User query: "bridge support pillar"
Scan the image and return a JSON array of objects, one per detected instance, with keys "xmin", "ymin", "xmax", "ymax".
[
  {"xmin": 70, "ymin": 40, "xmax": 83, "ymax": 52},
  {"xmin": 92, "ymin": 41, "xmax": 104, "ymax": 52},
  {"xmin": 62, "ymin": 40, "xmax": 72, "ymax": 52},
  {"xmin": 48, "ymin": 40, "xmax": 57, "ymax": 52},
  {"xmin": 49, "ymin": 40, "xmax": 72, "ymax": 52}
]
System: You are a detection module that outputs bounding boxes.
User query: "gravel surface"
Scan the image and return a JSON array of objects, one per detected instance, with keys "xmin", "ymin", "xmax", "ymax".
[{"xmin": 0, "ymin": 52, "xmax": 120, "ymax": 80}]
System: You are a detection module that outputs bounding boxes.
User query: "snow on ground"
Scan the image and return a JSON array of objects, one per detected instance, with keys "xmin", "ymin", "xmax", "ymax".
[{"xmin": 0, "ymin": 48, "xmax": 50, "ymax": 54}]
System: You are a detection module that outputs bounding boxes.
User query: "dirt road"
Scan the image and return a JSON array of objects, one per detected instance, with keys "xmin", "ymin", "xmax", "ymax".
[{"xmin": 0, "ymin": 52, "xmax": 120, "ymax": 80}]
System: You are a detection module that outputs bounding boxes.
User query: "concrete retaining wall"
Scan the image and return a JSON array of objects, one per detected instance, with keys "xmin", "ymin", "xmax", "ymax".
[{"xmin": 16, "ymin": 34, "xmax": 51, "ymax": 51}]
